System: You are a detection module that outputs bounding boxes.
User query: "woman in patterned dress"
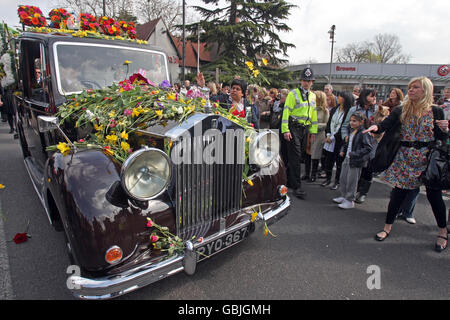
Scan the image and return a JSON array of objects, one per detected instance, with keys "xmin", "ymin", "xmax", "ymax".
[{"xmin": 364, "ymin": 77, "xmax": 449, "ymax": 252}]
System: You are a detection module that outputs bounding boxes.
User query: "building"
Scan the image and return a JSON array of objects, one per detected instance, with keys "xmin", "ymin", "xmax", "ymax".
[
  {"xmin": 136, "ymin": 18, "xmax": 216, "ymax": 83},
  {"xmin": 288, "ymin": 62, "xmax": 450, "ymax": 101}
]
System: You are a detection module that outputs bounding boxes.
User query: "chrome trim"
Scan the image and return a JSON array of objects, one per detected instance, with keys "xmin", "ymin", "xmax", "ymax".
[{"xmin": 68, "ymin": 196, "xmax": 290, "ymax": 300}]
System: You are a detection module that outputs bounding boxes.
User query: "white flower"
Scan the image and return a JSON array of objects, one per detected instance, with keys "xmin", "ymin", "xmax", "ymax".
[{"xmin": 0, "ymin": 53, "xmax": 16, "ymax": 87}]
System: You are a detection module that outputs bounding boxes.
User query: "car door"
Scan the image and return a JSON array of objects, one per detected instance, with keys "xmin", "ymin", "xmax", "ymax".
[{"xmin": 20, "ymin": 39, "xmax": 51, "ymax": 176}]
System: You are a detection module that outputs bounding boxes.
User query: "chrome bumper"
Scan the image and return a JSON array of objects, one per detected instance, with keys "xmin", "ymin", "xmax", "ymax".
[{"xmin": 69, "ymin": 196, "xmax": 290, "ymax": 300}]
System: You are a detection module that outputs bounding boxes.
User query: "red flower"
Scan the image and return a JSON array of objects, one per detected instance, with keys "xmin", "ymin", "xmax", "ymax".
[{"xmin": 13, "ymin": 233, "xmax": 29, "ymax": 244}]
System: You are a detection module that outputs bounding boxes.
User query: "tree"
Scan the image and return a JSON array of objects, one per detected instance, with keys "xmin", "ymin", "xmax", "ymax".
[
  {"xmin": 336, "ymin": 33, "xmax": 410, "ymax": 64},
  {"xmin": 185, "ymin": 0, "xmax": 296, "ymax": 87},
  {"xmin": 51, "ymin": 0, "xmax": 135, "ymax": 20}
]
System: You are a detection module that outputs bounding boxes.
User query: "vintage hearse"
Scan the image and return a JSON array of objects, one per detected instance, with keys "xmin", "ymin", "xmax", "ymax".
[{"xmin": 13, "ymin": 30, "xmax": 290, "ymax": 299}]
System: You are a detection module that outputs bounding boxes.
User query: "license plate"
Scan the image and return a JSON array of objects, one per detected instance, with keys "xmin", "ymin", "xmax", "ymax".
[{"xmin": 196, "ymin": 226, "xmax": 250, "ymax": 261}]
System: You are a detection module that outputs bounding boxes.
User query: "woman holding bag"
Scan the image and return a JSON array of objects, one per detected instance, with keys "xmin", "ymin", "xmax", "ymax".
[{"xmin": 364, "ymin": 77, "xmax": 448, "ymax": 252}]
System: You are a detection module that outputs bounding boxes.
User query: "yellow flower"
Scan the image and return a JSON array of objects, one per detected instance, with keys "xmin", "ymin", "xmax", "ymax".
[
  {"xmin": 251, "ymin": 212, "xmax": 258, "ymax": 222},
  {"xmin": 155, "ymin": 110, "xmax": 163, "ymax": 118},
  {"xmin": 262, "ymin": 58, "xmax": 268, "ymax": 66},
  {"xmin": 120, "ymin": 131, "xmax": 129, "ymax": 140},
  {"xmin": 247, "ymin": 179, "xmax": 254, "ymax": 186},
  {"xmin": 56, "ymin": 142, "xmax": 71, "ymax": 156},
  {"xmin": 252, "ymin": 69, "xmax": 260, "ymax": 78},
  {"xmin": 105, "ymin": 135, "xmax": 118, "ymax": 144},
  {"xmin": 94, "ymin": 124, "xmax": 103, "ymax": 131},
  {"xmin": 167, "ymin": 93, "xmax": 176, "ymax": 101},
  {"xmin": 132, "ymin": 108, "xmax": 141, "ymax": 117},
  {"xmin": 0, "ymin": 184, "xmax": 5, "ymax": 189},
  {"xmin": 104, "ymin": 148, "xmax": 114, "ymax": 156},
  {"xmin": 123, "ymin": 60, "xmax": 132, "ymax": 65},
  {"xmin": 121, "ymin": 141, "xmax": 131, "ymax": 152},
  {"xmin": 108, "ymin": 110, "xmax": 116, "ymax": 118},
  {"xmin": 245, "ymin": 61, "xmax": 254, "ymax": 70}
]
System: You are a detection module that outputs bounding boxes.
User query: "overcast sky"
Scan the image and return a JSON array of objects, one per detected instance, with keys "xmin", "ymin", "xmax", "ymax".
[{"xmin": 2, "ymin": 0, "xmax": 450, "ymax": 65}]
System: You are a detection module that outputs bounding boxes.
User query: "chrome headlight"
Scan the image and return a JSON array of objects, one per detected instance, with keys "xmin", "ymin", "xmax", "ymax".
[
  {"xmin": 120, "ymin": 147, "xmax": 172, "ymax": 201},
  {"xmin": 249, "ymin": 130, "xmax": 280, "ymax": 168}
]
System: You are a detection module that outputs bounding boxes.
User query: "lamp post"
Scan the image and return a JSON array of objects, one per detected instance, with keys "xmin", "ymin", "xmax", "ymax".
[
  {"xmin": 197, "ymin": 24, "xmax": 204, "ymax": 74},
  {"xmin": 103, "ymin": 0, "xmax": 106, "ymax": 16},
  {"xmin": 328, "ymin": 25, "xmax": 336, "ymax": 85},
  {"xmin": 182, "ymin": 0, "xmax": 186, "ymax": 84}
]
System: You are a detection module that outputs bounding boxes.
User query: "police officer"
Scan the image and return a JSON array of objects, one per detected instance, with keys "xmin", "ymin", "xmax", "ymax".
[{"xmin": 281, "ymin": 67, "xmax": 318, "ymax": 198}]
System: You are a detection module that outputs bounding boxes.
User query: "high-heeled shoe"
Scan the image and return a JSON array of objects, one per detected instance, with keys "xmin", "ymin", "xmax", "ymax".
[
  {"xmin": 435, "ymin": 235, "xmax": 448, "ymax": 252},
  {"xmin": 374, "ymin": 229, "xmax": 390, "ymax": 241}
]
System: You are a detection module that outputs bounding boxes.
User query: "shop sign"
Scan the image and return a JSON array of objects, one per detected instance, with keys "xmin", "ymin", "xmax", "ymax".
[
  {"xmin": 336, "ymin": 66, "xmax": 356, "ymax": 72},
  {"xmin": 437, "ymin": 65, "xmax": 449, "ymax": 77}
]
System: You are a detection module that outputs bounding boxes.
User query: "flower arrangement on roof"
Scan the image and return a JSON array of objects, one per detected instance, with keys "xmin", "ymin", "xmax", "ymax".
[
  {"xmin": 118, "ymin": 20, "xmax": 137, "ymax": 39},
  {"xmin": 99, "ymin": 16, "xmax": 122, "ymax": 37},
  {"xmin": 48, "ymin": 8, "xmax": 72, "ymax": 29},
  {"xmin": 18, "ymin": 5, "xmax": 47, "ymax": 27},
  {"xmin": 79, "ymin": 13, "xmax": 99, "ymax": 32}
]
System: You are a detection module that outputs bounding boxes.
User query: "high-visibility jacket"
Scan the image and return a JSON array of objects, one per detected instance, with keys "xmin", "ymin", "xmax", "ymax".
[{"xmin": 281, "ymin": 88, "xmax": 318, "ymax": 134}]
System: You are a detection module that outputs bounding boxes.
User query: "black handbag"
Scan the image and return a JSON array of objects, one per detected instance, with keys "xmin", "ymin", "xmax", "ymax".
[
  {"xmin": 369, "ymin": 123, "xmax": 402, "ymax": 173},
  {"xmin": 421, "ymin": 140, "xmax": 450, "ymax": 190}
]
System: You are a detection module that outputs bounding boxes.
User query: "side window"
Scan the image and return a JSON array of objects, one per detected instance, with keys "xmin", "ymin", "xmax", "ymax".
[{"xmin": 21, "ymin": 40, "xmax": 49, "ymax": 103}]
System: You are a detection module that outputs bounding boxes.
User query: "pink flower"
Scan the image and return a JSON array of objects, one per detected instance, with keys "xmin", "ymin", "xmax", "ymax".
[
  {"xmin": 124, "ymin": 109, "xmax": 133, "ymax": 116},
  {"xmin": 151, "ymin": 235, "xmax": 159, "ymax": 242},
  {"xmin": 146, "ymin": 219, "xmax": 153, "ymax": 227}
]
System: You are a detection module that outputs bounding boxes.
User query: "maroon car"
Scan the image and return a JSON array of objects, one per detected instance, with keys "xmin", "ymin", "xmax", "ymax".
[{"xmin": 13, "ymin": 30, "xmax": 290, "ymax": 299}]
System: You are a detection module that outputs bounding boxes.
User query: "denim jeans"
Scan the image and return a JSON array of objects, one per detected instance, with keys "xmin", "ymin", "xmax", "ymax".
[{"xmin": 397, "ymin": 188, "xmax": 420, "ymax": 219}]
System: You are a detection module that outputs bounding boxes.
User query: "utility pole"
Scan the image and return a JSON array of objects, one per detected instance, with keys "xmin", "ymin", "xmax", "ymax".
[
  {"xmin": 328, "ymin": 25, "xmax": 336, "ymax": 85},
  {"xmin": 182, "ymin": 0, "xmax": 186, "ymax": 84},
  {"xmin": 103, "ymin": 0, "xmax": 106, "ymax": 16}
]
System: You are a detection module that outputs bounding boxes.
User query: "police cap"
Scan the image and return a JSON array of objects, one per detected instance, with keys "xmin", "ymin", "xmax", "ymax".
[{"xmin": 300, "ymin": 67, "xmax": 315, "ymax": 81}]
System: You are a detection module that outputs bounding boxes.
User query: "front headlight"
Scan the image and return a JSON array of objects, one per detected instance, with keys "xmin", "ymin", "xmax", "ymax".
[
  {"xmin": 249, "ymin": 130, "xmax": 280, "ymax": 168},
  {"xmin": 120, "ymin": 147, "xmax": 172, "ymax": 201}
]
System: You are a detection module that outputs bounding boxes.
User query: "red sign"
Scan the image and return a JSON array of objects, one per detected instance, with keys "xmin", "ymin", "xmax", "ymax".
[
  {"xmin": 437, "ymin": 65, "xmax": 449, "ymax": 77},
  {"xmin": 336, "ymin": 66, "xmax": 356, "ymax": 72}
]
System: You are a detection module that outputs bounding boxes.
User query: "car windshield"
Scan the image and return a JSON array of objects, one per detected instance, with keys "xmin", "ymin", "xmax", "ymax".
[{"xmin": 54, "ymin": 42, "xmax": 169, "ymax": 95}]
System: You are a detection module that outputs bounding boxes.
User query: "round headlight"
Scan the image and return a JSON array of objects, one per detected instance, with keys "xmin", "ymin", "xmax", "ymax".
[
  {"xmin": 121, "ymin": 147, "xmax": 172, "ymax": 201},
  {"xmin": 249, "ymin": 130, "xmax": 280, "ymax": 167}
]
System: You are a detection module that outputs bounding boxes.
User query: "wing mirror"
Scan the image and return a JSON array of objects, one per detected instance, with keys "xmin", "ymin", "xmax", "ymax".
[
  {"xmin": 37, "ymin": 115, "xmax": 77, "ymax": 152},
  {"xmin": 37, "ymin": 115, "xmax": 58, "ymax": 133}
]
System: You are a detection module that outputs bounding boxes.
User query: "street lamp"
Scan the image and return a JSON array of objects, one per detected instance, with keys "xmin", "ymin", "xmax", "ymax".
[
  {"xmin": 197, "ymin": 24, "xmax": 204, "ymax": 74},
  {"xmin": 328, "ymin": 25, "xmax": 336, "ymax": 85},
  {"xmin": 182, "ymin": 0, "xmax": 186, "ymax": 84}
]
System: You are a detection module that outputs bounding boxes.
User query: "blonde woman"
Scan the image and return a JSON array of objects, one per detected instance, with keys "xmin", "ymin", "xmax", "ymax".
[
  {"xmin": 365, "ymin": 77, "xmax": 448, "ymax": 252},
  {"xmin": 303, "ymin": 90, "xmax": 330, "ymax": 182}
]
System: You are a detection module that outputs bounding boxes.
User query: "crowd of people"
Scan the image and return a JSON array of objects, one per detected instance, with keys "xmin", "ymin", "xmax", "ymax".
[
  {"xmin": 2, "ymin": 69, "xmax": 449, "ymax": 253},
  {"xmin": 171, "ymin": 70, "xmax": 450, "ymax": 253}
]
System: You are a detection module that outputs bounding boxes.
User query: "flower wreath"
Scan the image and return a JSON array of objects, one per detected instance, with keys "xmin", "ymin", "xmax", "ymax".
[
  {"xmin": 18, "ymin": 5, "xmax": 47, "ymax": 27},
  {"xmin": 48, "ymin": 8, "xmax": 72, "ymax": 29},
  {"xmin": 79, "ymin": 13, "xmax": 99, "ymax": 32},
  {"xmin": 99, "ymin": 16, "xmax": 122, "ymax": 37}
]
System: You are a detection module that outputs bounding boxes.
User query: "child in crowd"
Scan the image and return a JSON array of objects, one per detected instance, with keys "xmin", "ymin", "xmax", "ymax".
[{"xmin": 333, "ymin": 112, "xmax": 374, "ymax": 209}]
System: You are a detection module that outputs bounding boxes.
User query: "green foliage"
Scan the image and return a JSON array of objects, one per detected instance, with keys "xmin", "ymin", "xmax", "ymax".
[{"xmin": 184, "ymin": 0, "xmax": 297, "ymax": 87}]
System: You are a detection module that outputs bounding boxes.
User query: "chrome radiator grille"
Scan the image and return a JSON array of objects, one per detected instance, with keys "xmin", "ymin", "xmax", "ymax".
[{"xmin": 175, "ymin": 132, "xmax": 244, "ymax": 239}]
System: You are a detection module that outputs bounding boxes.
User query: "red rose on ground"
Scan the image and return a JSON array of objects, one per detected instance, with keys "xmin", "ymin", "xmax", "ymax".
[{"xmin": 13, "ymin": 233, "xmax": 29, "ymax": 244}]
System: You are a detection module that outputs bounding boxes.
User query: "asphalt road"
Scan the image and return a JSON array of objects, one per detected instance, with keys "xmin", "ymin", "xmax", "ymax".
[{"xmin": 0, "ymin": 120, "xmax": 449, "ymax": 301}]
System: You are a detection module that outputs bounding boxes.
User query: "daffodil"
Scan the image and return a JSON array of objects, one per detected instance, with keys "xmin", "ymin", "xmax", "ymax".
[
  {"xmin": 155, "ymin": 110, "xmax": 163, "ymax": 118},
  {"xmin": 0, "ymin": 184, "xmax": 5, "ymax": 189},
  {"xmin": 105, "ymin": 134, "xmax": 118, "ymax": 144},
  {"xmin": 252, "ymin": 69, "xmax": 260, "ymax": 78},
  {"xmin": 121, "ymin": 141, "xmax": 131, "ymax": 152},
  {"xmin": 123, "ymin": 60, "xmax": 132, "ymax": 65},
  {"xmin": 247, "ymin": 179, "xmax": 254, "ymax": 186},
  {"xmin": 262, "ymin": 58, "xmax": 268, "ymax": 66},
  {"xmin": 108, "ymin": 110, "xmax": 116, "ymax": 118},
  {"xmin": 167, "ymin": 93, "xmax": 176, "ymax": 101},
  {"xmin": 94, "ymin": 123, "xmax": 103, "ymax": 131},
  {"xmin": 251, "ymin": 211, "xmax": 258, "ymax": 222},
  {"xmin": 120, "ymin": 131, "xmax": 128, "ymax": 140},
  {"xmin": 245, "ymin": 61, "xmax": 254, "ymax": 70},
  {"xmin": 56, "ymin": 142, "xmax": 71, "ymax": 156}
]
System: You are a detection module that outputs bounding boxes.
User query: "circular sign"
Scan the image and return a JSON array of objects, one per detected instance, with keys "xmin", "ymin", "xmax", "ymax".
[{"xmin": 437, "ymin": 65, "xmax": 449, "ymax": 77}]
